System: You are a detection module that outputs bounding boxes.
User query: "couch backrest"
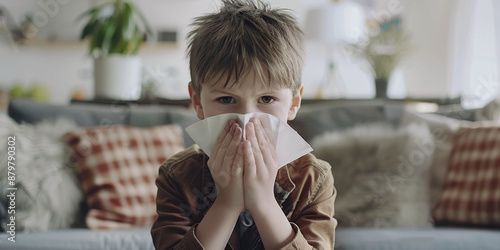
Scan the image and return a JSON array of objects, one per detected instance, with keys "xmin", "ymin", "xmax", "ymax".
[
  {"xmin": 289, "ymin": 100, "xmax": 405, "ymax": 143},
  {"xmin": 8, "ymin": 99, "xmax": 199, "ymax": 147}
]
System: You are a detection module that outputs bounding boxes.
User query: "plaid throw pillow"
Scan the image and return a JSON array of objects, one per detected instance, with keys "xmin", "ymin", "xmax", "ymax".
[
  {"xmin": 64, "ymin": 125, "xmax": 184, "ymax": 229},
  {"xmin": 432, "ymin": 124, "xmax": 500, "ymax": 227}
]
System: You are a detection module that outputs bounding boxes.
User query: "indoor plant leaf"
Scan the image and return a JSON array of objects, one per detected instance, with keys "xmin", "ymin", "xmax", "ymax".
[
  {"xmin": 128, "ymin": 1, "xmax": 153, "ymax": 36},
  {"xmin": 121, "ymin": 2, "xmax": 135, "ymax": 41},
  {"xmin": 80, "ymin": 19, "xmax": 99, "ymax": 40},
  {"xmin": 77, "ymin": 0, "xmax": 151, "ymax": 56},
  {"xmin": 75, "ymin": 6, "xmax": 100, "ymax": 23},
  {"xmin": 101, "ymin": 22, "xmax": 117, "ymax": 55},
  {"xmin": 131, "ymin": 26, "xmax": 142, "ymax": 54},
  {"xmin": 90, "ymin": 24, "xmax": 106, "ymax": 57}
]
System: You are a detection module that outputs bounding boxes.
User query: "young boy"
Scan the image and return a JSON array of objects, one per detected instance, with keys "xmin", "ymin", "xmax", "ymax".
[{"xmin": 151, "ymin": 0, "xmax": 337, "ymax": 249}]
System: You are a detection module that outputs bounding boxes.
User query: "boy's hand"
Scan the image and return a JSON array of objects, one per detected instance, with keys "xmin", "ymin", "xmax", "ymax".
[
  {"xmin": 242, "ymin": 117, "xmax": 280, "ymax": 214},
  {"xmin": 207, "ymin": 120, "xmax": 245, "ymax": 212}
]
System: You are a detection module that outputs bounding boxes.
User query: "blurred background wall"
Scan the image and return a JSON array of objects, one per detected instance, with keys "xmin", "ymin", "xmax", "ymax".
[{"xmin": 0, "ymin": 0, "xmax": 499, "ymax": 108}]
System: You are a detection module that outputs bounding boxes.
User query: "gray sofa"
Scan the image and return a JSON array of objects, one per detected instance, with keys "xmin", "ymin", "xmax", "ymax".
[{"xmin": 1, "ymin": 99, "xmax": 499, "ymax": 250}]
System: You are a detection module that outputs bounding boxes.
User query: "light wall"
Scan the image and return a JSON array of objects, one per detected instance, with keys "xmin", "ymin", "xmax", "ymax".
[
  {"xmin": 0, "ymin": 0, "xmax": 310, "ymax": 104},
  {"xmin": 0, "ymin": 0, "xmax": 460, "ymax": 104},
  {"xmin": 400, "ymin": 0, "xmax": 455, "ymax": 98},
  {"xmin": 0, "ymin": 0, "xmax": 220, "ymax": 104}
]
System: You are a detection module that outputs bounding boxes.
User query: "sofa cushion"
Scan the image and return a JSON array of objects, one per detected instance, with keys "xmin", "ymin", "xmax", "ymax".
[
  {"xmin": 432, "ymin": 123, "xmax": 500, "ymax": 227},
  {"xmin": 64, "ymin": 125, "xmax": 184, "ymax": 229},
  {"xmin": 312, "ymin": 121, "xmax": 434, "ymax": 227},
  {"xmin": 399, "ymin": 111, "xmax": 464, "ymax": 209}
]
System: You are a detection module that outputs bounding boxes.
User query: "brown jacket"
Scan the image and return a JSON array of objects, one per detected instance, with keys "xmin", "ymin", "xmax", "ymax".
[{"xmin": 151, "ymin": 145, "xmax": 337, "ymax": 250}]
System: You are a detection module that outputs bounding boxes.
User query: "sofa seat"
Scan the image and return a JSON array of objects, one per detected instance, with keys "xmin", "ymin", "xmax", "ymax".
[
  {"xmin": 0, "ymin": 228, "xmax": 154, "ymax": 250},
  {"xmin": 335, "ymin": 227, "xmax": 500, "ymax": 250},
  {"xmin": 2, "ymin": 227, "xmax": 499, "ymax": 250}
]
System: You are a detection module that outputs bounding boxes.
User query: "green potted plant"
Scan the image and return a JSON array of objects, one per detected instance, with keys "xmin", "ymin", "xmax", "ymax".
[
  {"xmin": 78, "ymin": 0, "xmax": 152, "ymax": 100},
  {"xmin": 349, "ymin": 21, "xmax": 412, "ymax": 98}
]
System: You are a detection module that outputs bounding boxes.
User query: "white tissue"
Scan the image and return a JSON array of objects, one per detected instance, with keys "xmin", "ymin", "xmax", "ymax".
[{"xmin": 185, "ymin": 112, "xmax": 313, "ymax": 167}]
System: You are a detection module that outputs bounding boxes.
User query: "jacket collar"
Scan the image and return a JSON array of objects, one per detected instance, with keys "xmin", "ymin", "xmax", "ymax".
[{"xmin": 274, "ymin": 164, "xmax": 296, "ymax": 206}]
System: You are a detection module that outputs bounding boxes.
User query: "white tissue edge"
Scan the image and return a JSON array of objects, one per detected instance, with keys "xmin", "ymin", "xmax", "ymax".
[{"xmin": 185, "ymin": 112, "xmax": 312, "ymax": 167}]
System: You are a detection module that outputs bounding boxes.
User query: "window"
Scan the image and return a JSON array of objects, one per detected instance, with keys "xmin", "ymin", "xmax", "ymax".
[{"xmin": 460, "ymin": 0, "xmax": 499, "ymax": 109}]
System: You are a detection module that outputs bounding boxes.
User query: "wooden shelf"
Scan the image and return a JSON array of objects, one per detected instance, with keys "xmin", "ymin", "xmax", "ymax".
[
  {"xmin": 17, "ymin": 40, "xmax": 88, "ymax": 49},
  {"xmin": 16, "ymin": 40, "xmax": 177, "ymax": 51},
  {"xmin": 71, "ymin": 98, "xmax": 192, "ymax": 108}
]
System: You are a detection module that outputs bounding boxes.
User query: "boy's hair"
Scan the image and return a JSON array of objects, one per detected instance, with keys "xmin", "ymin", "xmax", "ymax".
[{"xmin": 187, "ymin": 0, "xmax": 305, "ymax": 96}]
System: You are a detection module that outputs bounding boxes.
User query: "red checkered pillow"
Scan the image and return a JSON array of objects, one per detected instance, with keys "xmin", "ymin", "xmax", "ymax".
[
  {"xmin": 432, "ymin": 124, "xmax": 500, "ymax": 227},
  {"xmin": 64, "ymin": 125, "xmax": 184, "ymax": 229}
]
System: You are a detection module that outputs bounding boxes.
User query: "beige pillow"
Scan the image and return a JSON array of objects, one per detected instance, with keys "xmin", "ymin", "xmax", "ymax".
[
  {"xmin": 399, "ymin": 111, "xmax": 465, "ymax": 209},
  {"xmin": 312, "ymin": 122, "xmax": 434, "ymax": 228}
]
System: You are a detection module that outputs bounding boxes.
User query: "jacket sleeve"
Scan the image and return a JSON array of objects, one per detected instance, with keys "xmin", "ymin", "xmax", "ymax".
[
  {"xmin": 151, "ymin": 164, "xmax": 205, "ymax": 250},
  {"xmin": 280, "ymin": 168, "xmax": 337, "ymax": 250}
]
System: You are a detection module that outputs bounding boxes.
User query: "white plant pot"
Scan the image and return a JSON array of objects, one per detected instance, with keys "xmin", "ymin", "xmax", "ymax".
[{"xmin": 94, "ymin": 55, "xmax": 142, "ymax": 100}]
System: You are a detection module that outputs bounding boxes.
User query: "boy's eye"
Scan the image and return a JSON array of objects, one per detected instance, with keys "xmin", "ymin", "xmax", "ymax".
[
  {"xmin": 217, "ymin": 96, "xmax": 236, "ymax": 104},
  {"xmin": 259, "ymin": 96, "xmax": 276, "ymax": 104}
]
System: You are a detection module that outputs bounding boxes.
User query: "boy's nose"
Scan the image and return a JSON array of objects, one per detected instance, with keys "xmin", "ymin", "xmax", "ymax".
[{"xmin": 238, "ymin": 103, "xmax": 258, "ymax": 114}]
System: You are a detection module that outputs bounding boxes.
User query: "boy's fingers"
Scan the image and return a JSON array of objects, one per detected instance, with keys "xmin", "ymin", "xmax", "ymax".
[
  {"xmin": 224, "ymin": 125, "xmax": 242, "ymax": 174},
  {"xmin": 210, "ymin": 120, "xmax": 231, "ymax": 162},
  {"xmin": 216, "ymin": 120, "xmax": 235, "ymax": 147},
  {"xmin": 232, "ymin": 139, "xmax": 244, "ymax": 176},
  {"xmin": 254, "ymin": 117, "xmax": 278, "ymax": 166},
  {"xmin": 214, "ymin": 169, "xmax": 230, "ymax": 188},
  {"xmin": 210, "ymin": 120, "xmax": 236, "ymax": 172},
  {"xmin": 242, "ymin": 140, "xmax": 256, "ymax": 178},
  {"xmin": 220, "ymin": 120, "xmax": 235, "ymax": 142},
  {"xmin": 245, "ymin": 121, "xmax": 265, "ymax": 175}
]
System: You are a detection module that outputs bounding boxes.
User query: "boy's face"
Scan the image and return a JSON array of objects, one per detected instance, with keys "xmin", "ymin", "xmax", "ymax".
[{"xmin": 189, "ymin": 69, "xmax": 303, "ymax": 122}]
